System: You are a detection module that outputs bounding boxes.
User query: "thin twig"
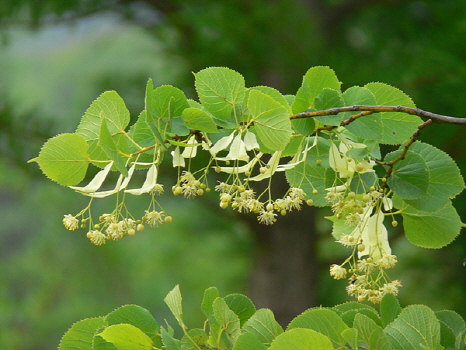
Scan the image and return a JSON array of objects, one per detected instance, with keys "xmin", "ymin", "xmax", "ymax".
[{"xmin": 290, "ymin": 105, "xmax": 466, "ymax": 125}]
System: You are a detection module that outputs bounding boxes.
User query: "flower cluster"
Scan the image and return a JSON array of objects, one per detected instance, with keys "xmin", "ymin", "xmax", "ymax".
[
  {"xmin": 63, "ymin": 160, "xmax": 173, "ymax": 245},
  {"xmin": 84, "ymin": 214, "xmax": 143, "ymax": 245},
  {"xmin": 173, "ymin": 171, "xmax": 205, "ymax": 198},
  {"xmin": 323, "ymin": 134, "xmax": 403, "ymax": 302},
  {"xmin": 214, "ymin": 182, "xmax": 311, "ymax": 224}
]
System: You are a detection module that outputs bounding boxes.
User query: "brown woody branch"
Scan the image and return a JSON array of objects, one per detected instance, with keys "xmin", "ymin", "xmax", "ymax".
[{"xmin": 290, "ymin": 105, "xmax": 466, "ymax": 125}]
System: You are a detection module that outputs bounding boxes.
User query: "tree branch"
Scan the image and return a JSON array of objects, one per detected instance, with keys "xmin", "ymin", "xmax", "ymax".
[{"xmin": 290, "ymin": 105, "xmax": 466, "ymax": 125}]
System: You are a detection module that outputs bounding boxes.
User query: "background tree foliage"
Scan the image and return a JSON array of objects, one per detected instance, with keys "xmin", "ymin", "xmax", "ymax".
[{"xmin": 1, "ymin": 1, "xmax": 466, "ymax": 349}]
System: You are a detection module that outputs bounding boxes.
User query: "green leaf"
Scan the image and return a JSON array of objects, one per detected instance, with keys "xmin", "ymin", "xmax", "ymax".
[
  {"xmin": 160, "ymin": 327, "xmax": 181, "ymax": 350},
  {"xmin": 342, "ymin": 86, "xmax": 383, "ymax": 139},
  {"xmin": 327, "ymin": 214, "xmax": 354, "ymax": 240},
  {"xmin": 340, "ymin": 308, "xmax": 383, "ymax": 329},
  {"xmin": 384, "ymin": 305, "xmax": 441, "ymax": 350},
  {"xmin": 181, "ymin": 107, "xmax": 218, "ymax": 132},
  {"xmin": 224, "ymin": 293, "xmax": 256, "ymax": 327},
  {"xmin": 248, "ymin": 89, "xmax": 293, "ymax": 151},
  {"xmin": 353, "ymin": 313, "xmax": 393, "ymax": 350},
  {"xmin": 268, "ymin": 328, "xmax": 334, "ymax": 350},
  {"xmin": 93, "ymin": 335, "xmax": 118, "ymax": 350},
  {"xmin": 201, "ymin": 287, "xmax": 219, "ymax": 319},
  {"xmin": 304, "ymin": 136, "xmax": 332, "ymax": 167},
  {"xmin": 180, "ymin": 328, "xmax": 208, "ymax": 350},
  {"xmin": 332, "ymin": 302, "xmax": 377, "ymax": 315},
  {"xmin": 402, "ymin": 142, "xmax": 465, "ymax": 212},
  {"xmin": 341, "ymin": 328, "xmax": 359, "ymax": 350},
  {"xmin": 292, "ymin": 66, "xmax": 341, "ymax": 114},
  {"xmin": 291, "ymin": 117, "xmax": 315, "ymax": 136},
  {"xmin": 282, "ymin": 136, "xmax": 304, "ymax": 158},
  {"xmin": 313, "ymin": 88, "xmax": 345, "ymax": 125},
  {"xmin": 436, "ymin": 310, "xmax": 466, "ymax": 350},
  {"xmin": 106, "ymin": 305, "xmax": 160, "ymax": 346},
  {"xmin": 164, "ymin": 285, "xmax": 184, "ymax": 328},
  {"xmin": 365, "ymin": 82, "xmax": 422, "ymax": 144},
  {"xmin": 232, "ymin": 332, "xmax": 267, "ymax": 350},
  {"xmin": 153, "ymin": 85, "xmax": 190, "ymax": 119},
  {"xmin": 128, "ymin": 111, "xmax": 155, "ymax": 150},
  {"xmin": 242, "ymin": 309, "xmax": 283, "ymax": 346},
  {"xmin": 170, "ymin": 118, "xmax": 190, "ymax": 136},
  {"xmin": 212, "ymin": 297, "xmax": 241, "ymax": 347},
  {"xmin": 393, "ymin": 197, "xmax": 463, "ymax": 248},
  {"xmin": 76, "ymin": 91, "xmax": 131, "ymax": 167},
  {"xmin": 380, "ymin": 293, "xmax": 402, "ymax": 327},
  {"xmin": 249, "ymin": 86, "xmax": 291, "ymax": 112},
  {"xmin": 287, "ymin": 308, "xmax": 349, "ymax": 348},
  {"xmin": 349, "ymin": 172, "xmax": 377, "ymax": 194},
  {"xmin": 385, "ymin": 150, "xmax": 429, "ymax": 200},
  {"xmin": 77, "ymin": 91, "xmax": 130, "ymax": 136},
  {"xmin": 286, "ymin": 163, "xmax": 336, "ymax": 207},
  {"xmin": 99, "ymin": 117, "xmax": 128, "ymax": 177},
  {"xmin": 145, "ymin": 78, "xmax": 156, "ymax": 123},
  {"xmin": 98, "ymin": 324, "xmax": 154, "ymax": 350},
  {"xmin": 438, "ymin": 321, "xmax": 457, "ymax": 350},
  {"xmin": 194, "ymin": 67, "xmax": 246, "ymax": 120},
  {"xmin": 59, "ymin": 317, "xmax": 106, "ymax": 350},
  {"xmin": 31, "ymin": 133, "xmax": 90, "ymax": 186}
]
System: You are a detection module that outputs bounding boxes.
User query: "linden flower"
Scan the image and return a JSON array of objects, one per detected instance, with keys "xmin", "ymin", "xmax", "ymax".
[
  {"xmin": 87, "ymin": 230, "xmax": 106, "ymax": 245},
  {"xmin": 257, "ymin": 210, "xmax": 277, "ymax": 225},
  {"xmin": 337, "ymin": 234, "xmax": 358, "ymax": 247},
  {"xmin": 378, "ymin": 254, "xmax": 398, "ymax": 269},
  {"xmin": 380, "ymin": 280, "xmax": 402, "ymax": 295},
  {"xmin": 63, "ymin": 214, "xmax": 79, "ymax": 230},
  {"xmin": 144, "ymin": 210, "xmax": 165, "ymax": 227},
  {"xmin": 330, "ymin": 264, "xmax": 347, "ymax": 280}
]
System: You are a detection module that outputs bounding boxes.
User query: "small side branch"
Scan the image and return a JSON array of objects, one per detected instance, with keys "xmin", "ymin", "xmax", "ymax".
[
  {"xmin": 377, "ymin": 119, "xmax": 434, "ymax": 187},
  {"xmin": 290, "ymin": 105, "xmax": 466, "ymax": 125}
]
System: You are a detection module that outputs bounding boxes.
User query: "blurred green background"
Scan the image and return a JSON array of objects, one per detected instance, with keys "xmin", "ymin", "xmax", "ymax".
[{"xmin": 1, "ymin": 1, "xmax": 466, "ymax": 349}]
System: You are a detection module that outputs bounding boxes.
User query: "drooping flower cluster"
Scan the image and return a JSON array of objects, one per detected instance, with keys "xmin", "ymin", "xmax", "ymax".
[
  {"xmin": 168, "ymin": 129, "xmax": 315, "ymax": 225},
  {"xmin": 63, "ymin": 160, "xmax": 173, "ymax": 245},
  {"xmin": 324, "ymin": 135, "xmax": 402, "ymax": 302}
]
